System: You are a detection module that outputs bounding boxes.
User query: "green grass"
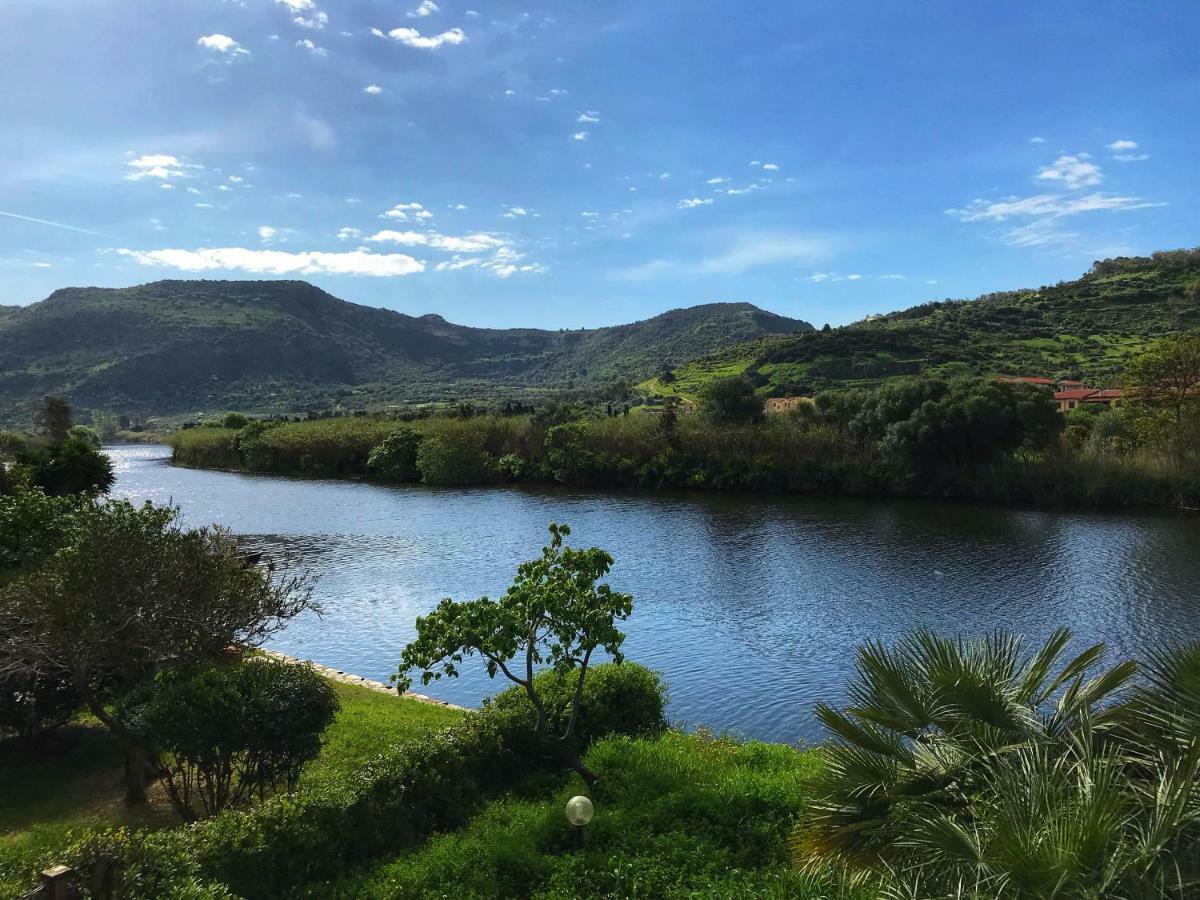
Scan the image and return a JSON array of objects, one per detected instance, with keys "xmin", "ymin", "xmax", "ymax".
[
  {"xmin": 316, "ymin": 729, "xmax": 854, "ymax": 900},
  {"xmin": 0, "ymin": 680, "xmax": 462, "ymax": 898}
]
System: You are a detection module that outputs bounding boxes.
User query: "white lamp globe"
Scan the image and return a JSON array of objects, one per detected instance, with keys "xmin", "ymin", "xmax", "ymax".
[{"xmin": 565, "ymin": 795, "xmax": 594, "ymax": 827}]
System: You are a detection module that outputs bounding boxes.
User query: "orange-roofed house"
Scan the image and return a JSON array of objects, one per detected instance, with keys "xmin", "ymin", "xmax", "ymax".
[{"xmin": 1054, "ymin": 388, "xmax": 1124, "ymax": 413}]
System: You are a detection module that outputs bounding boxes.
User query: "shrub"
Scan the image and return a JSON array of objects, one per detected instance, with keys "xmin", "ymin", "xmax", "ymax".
[
  {"xmin": 366, "ymin": 424, "xmax": 423, "ymax": 482},
  {"xmin": 416, "ymin": 430, "xmax": 496, "ymax": 485},
  {"xmin": 481, "ymin": 662, "xmax": 667, "ymax": 763},
  {"xmin": 120, "ymin": 659, "xmax": 339, "ymax": 820},
  {"xmin": 221, "ymin": 412, "xmax": 249, "ymax": 430},
  {"xmin": 57, "ymin": 663, "xmax": 667, "ymax": 898},
  {"xmin": 698, "ymin": 375, "xmax": 764, "ymax": 424},
  {"xmin": 0, "ymin": 670, "xmax": 79, "ymax": 742},
  {"xmin": 15, "ymin": 438, "xmax": 114, "ymax": 496}
]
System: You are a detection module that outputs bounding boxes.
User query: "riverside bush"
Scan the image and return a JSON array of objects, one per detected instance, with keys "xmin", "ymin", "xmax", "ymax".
[
  {"xmin": 56, "ymin": 663, "xmax": 666, "ymax": 898},
  {"xmin": 119, "ymin": 660, "xmax": 339, "ymax": 820}
]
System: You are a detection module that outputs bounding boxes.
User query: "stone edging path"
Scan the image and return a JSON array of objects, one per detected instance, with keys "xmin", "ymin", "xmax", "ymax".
[{"xmin": 261, "ymin": 649, "xmax": 470, "ymax": 711}]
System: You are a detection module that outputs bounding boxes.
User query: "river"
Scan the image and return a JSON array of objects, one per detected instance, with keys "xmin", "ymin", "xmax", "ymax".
[{"xmin": 109, "ymin": 444, "xmax": 1200, "ymax": 743}]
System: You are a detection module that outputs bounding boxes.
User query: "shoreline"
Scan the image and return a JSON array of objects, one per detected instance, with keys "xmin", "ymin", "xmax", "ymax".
[{"xmin": 260, "ymin": 649, "xmax": 470, "ymax": 711}]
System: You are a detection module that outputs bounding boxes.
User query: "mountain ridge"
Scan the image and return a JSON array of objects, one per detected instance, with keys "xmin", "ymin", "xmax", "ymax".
[{"xmin": 0, "ymin": 279, "xmax": 811, "ymax": 422}]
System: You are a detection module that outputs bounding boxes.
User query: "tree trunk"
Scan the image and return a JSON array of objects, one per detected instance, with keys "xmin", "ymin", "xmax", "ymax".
[
  {"xmin": 567, "ymin": 752, "xmax": 600, "ymax": 790},
  {"xmin": 124, "ymin": 744, "xmax": 149, "ymax": 804}
]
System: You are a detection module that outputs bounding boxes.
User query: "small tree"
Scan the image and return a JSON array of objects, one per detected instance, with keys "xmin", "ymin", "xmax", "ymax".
[
  {"xmin": 367, "ymin": 424, "xmax": 423, "ymax": 482},
  {"xmin": 699, "ymin": 375, "xmax": 763, "ymax": 424},
  {"xmin": 1124, "ymin": 333, "xmax": 1200, "ymax": 459},
  {"xmin": 397, "ymin": 523, "xmax": 633, "ymax": 787},
  {"xmin": 16, "ymin": 438, "xmax": 114, "ymax": 496},
  {"xmin": 35, "ymin": 395, "xmax": 73, "ymax": 443},
  {"xmin": 0, "ymin": 500, "xmax": 314, "ymax": 801},
  {"xmin": 120, "ymin": 659, "xmax": 338, "ymax": 820},
  {"xmin": 222, "ymin": 412, "xmax": 250, "ymax": 430}
]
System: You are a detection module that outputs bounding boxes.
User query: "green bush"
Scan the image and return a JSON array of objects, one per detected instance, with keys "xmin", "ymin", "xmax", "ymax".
[
  {"xmin": 221, "ymin": 412, "xmax": 249, "ymax": 430},
  {"xmin": 15, "ymin": 438, "xmax": 114, "ymax": 496},
  {"xmin": 481, "ymin": 662, "xmax": 667, "ymax": 763},
  {"xmin": 416, "ymin": 429, "xmax": 497, "ymax": 485},
  {"xmin": 119, "ymin": 660, "xmax": 339, "ymax": 820},
  {"xmin": 0, "ymin": 670, "xmax": 79, "ymax": 742},
  {"xmin": 366, "ymin": 424, "xmax": 423, "ymax": 482},
  {"xmin": 57, "ymin": 663, "xmax": 666, "ymax": 898}
]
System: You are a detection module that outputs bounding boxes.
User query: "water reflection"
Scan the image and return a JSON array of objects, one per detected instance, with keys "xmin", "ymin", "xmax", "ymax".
[{"xmin": 110, "ymin": 444, "xmax": 1200, "ymax": 743}]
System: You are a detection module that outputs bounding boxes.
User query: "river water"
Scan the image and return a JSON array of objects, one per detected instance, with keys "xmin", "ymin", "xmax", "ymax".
[{"xmin": 109, "ymin": 444, "xmax": 1200, "ymax": 743}]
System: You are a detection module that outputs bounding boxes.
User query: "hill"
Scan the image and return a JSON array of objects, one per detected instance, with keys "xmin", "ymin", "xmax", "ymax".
[
  {"xmin": 643, "ymin": 248, "xmax": 1200, "ymax": 399},
  {"xmin": 0, "ymin": 280, "xmax": 810, "ymax": 422}
]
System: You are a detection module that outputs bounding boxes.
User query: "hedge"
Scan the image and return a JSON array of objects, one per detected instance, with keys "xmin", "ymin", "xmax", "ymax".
[{"xmin": 59, "ymin": 662, "xmax": 666, "ymax": 899}]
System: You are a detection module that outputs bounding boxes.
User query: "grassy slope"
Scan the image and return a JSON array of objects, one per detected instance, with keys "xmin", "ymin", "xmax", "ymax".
[
  {"xmin": 317, "ymin": 730, "xmax": 846, "ymax": 900},
  {"xmin": 641, "ymin": 252, "xmax": 1200, "ymax": 401},
  {"xmin": 0, "ymin": 681, "xmax": 462, "ymax": 898},
  {"xmin": 0, "ymin": 281, "xmax": 809, "ymax": 423}
]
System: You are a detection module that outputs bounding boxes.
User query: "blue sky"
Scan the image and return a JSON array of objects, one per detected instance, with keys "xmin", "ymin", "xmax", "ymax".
[{"xmin": 1, "ymin": 1, "xmax": 1196, "ymax": 328}]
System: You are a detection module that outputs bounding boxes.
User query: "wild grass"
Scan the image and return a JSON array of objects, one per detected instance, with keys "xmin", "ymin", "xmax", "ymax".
[
  {"xmin": 0, "ymin": 681, "xmax": 462, "ymax": 899},
  {"xmin": 318, "ymin": 729, "xmax": 857, "ymax": 899}
]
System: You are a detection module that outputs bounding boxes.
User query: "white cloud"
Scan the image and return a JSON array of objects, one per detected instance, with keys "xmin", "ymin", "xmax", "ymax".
[
  {"xmin": 1107, "ymin": 139, "xmax": 1138, "ymax": 151},
  {"xmin": 383, "ymin": 201, "xmax": 428, "ymax": 221},
  {"xmin": 407, "ymin": 0, "xmax": 439, "ymax": 17},
  {"xmin": 197, "ymin": 33, "xmax": 249, "ymax": 55},
  {"xmin": 228, "ymin": 175, "xmax": 243, "ymax": 183},
  {"xmin": 116, "ymin": 247, "xmax": 425, "ymax": 277},
  {"xmin": 161, "ymin": 184, "xmax": 176, "ymax": 191},
  {"xmin": 808, "ymin": 272, "xmax": 831, "ymax": 283},
  {"xmin": 1114, "ymin": 153, "xmax": 1150, "ymax": 162},
  {"xmin": 761, "ymin": 162, "xmax": 780, "ymax": 171},
  {"xmin": 275, "ymin": 0, "xmax": 327, "ymax": 29},
  {"xmin": 366, "ymin": 229, "xmax": 506, "ymax": 253},
  {"xmin": 615, "ymin": 232, "xmax": 833, "ymax": 281},
  {"xmin": 571, "ymin": 131, "xmax": 590, "ymax": 141},
  {"xmin": 722, "ymin": 184, "xmax": 761, "ymax": 196},
  {"xmin": 378, "ymin": 26, "xmax": 466, "ymax": 49},
  {"xmin": 194, "ymin": 203, "xmax": 214, "ymax": 209},
  {"xmin": 749, "ymin": 160, "xmax": 761, "ymax": 166},
  {"xmin": 1035, "ymin": 154, "xmax": 1103, "ymax": 189},
  {"xmin": 124, "ymin": 154, "xmax": 200, "ymax": 182},
  {"xmin": 705, "ymin": 176, "xmax": 729, "ymax": 185},
  {"xmin": 878, "ymin": 274, "xmax": 905, "ymax": 280},
  {"xmin": 501, "ymin": 206, "xmax": 528, "ymax": 218},
  {"xmin": 364, "ymin": 83, "xmax": 383, "ymax": 94},
  {"xmin": 577, "ymin": 111, "xmax": 600, "ymax": 123},
  {"xmin": 258, "ymin": 226, "xmax": 277, "ymax": 241},
  {"xmin": 1029, "ymin": 136, "xmax": 1046, "ymax": 144},
  {"xmin": 846, "ymin": 273, "xmax": 862, "ymax": 280},
  {"xmin": 948, "ymin": 192, "xmax": 1162, "ymax": 222},
  {"xmin": 677, "ymin": 197, "xmax": 713, "ymax": 209},
  {"xmin": 504, "ymin": 89, "xmax": 516, "ymax": 96},
  {"xmin": 336, "ymin": 227, "xmax": 361, "ymax": 240},
  {"xmin": 296, "ymin": 38, "xmax": 327, "ymax": 55}
]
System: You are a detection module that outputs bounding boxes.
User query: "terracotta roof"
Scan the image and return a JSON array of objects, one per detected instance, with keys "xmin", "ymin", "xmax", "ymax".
[{"xmin": 1054, "ymin": 389, "xmax": 1124, "ymax": 401}]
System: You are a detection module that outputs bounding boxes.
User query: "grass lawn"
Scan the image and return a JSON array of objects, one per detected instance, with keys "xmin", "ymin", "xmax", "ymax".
[
  {"xmin": 312, "ymin": 729, "xmax": 850, "ymax": 900},
  {"xmin": 0, "ymin": 680, "xmax": 463, "ymax": 899}
]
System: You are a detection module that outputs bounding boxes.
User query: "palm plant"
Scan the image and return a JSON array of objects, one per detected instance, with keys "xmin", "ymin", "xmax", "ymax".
[{"xmin": 793, "ymin": 630, "xmax": 1200, "ymax": 897}]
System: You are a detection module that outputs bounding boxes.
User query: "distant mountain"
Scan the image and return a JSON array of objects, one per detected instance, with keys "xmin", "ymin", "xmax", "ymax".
[
  {"xmin": 645, "ymin": 248, "xmax": 1200, "ymax": 398},
  {"xmin": 0, "ymin": 280, "xmax": 811, "ymax": 421}
]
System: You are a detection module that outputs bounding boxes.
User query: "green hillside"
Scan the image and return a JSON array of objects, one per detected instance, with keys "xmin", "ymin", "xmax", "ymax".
[
  {"xmin": 643, "ymin": 248, "xmax": 1200, "ymax": 400},
  {"xmin": 0, "ymin": 280, "xmax": 810, "ymax": 423}
]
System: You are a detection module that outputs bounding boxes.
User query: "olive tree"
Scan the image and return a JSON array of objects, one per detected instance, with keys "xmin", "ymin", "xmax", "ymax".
[
  {"xmin": 397, "ymin": 523, "xmax": 632, "ymax": 787},
  {"xmin": 0, "ymin": 499, "xmax": 314, "ymax": 801}
]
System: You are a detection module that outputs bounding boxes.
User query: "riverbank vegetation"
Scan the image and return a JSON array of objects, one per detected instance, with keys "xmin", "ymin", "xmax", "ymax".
[{"xmin": 171, "ymin": 335, "xmax": 1200, "ymax": 510}]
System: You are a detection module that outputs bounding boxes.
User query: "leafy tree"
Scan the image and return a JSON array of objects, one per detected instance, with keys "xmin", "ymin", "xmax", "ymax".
[
  {"xmin": 0, "ymin": 500, "xmax": 314, "ymax": 801},
  {"xmin": 881, "ymin": 379, "xmax": 1061, "ymax": 469},
  {"xmin": 397, "ymin": 523, "xmax": 633, "ymax": 787},
  {"xmin": 16, "ymin": 437, "xmax": 115, "ymax": 496},
  {"xmin": 699, "ymin": 375, "xmax": 763, "ymax": 424},
  {"xmin": 222, "ymin": 412, "xmax": 250, "ymax": 430},
  {"xmin": 1124, "ymin": 333, "xmax": 1200, "ymax": 457},
  {"xmin": 367, "ymin": 424, "xmax": 423, "ymax": 482},
  {"xmin": 119, "ymin": 659, "xmax": 338, "ymax": 820},
  {"xmin": 68, "ymin": 424, "xmax": 102, "ymax": 448},
  {"xmin": 416, "ymin": 432, "xmax": 495, "ymax": 485},
  {"xmin": 0, "ymin": 481, "xmax": 83, "ymax": 578},
  {"xmin": 544, "ymin": 422, "xmax": 595, "ymax": 483},
  {"xmin": 34, "ymin": 395, "xmax": 73, "ymax": 442}
]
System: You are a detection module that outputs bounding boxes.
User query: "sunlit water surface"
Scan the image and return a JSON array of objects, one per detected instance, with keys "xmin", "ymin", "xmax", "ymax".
[{"xmin": 110, "ymin": 444, "xmax": 1200, "ymax": 743}]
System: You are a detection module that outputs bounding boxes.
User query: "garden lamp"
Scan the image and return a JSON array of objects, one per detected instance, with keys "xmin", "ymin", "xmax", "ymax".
[{"xmin": 565, "ymin": 795, "xmax": 594, "ymax": 849}]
